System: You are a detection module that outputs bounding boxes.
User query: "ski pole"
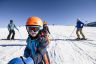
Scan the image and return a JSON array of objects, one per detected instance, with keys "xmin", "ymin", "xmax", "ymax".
[
  {"xmin": 68, "ymin": 27, "xmax": 76, "ymax": 38},
  {"xmin": 20, "ymin": 56, "xmax": 26, "ymax": 64},
  {"xmin": 18, "ymin": 30, "xmax": 23, "ymax": 40}
]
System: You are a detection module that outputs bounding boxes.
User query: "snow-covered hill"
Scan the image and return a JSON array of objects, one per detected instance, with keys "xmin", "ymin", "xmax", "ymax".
[
  {"xmin": 0, "ymin": 25, "xmax": 96, "ymax": 64},
  {"xmin": 85, "ymin": 22, "xmax": 96, "ymax": 27}
]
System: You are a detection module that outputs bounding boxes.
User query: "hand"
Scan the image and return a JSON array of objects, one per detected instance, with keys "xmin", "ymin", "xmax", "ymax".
[{"xmin": 17, "ymin": 29, "xmax": 19, "ymax": 31}]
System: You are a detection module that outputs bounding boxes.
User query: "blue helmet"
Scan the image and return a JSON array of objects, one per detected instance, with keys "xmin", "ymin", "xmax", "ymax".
[{"xmin": 8, "ymin": 57, "xmax": 34, "ymax": 64}]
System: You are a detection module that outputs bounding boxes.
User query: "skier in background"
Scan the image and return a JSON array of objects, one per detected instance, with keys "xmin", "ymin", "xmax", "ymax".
[
  {"xmin": 42, "ymin": 21, "xmax": 50, "ymax": 36},
  {"xmin": 75, "ymin": 18, "xmax": 85, "ymax": 40},
  {"xmin": 43, "ymin": 21, "xmax": 50, "ymax": 35},
  {"xmin": 7, "ymin": 20, "xmax": 19, "ymax": 40},
  {"xmin": 40, "ymin": 21, "xmax": 51, "ymax": 42}
]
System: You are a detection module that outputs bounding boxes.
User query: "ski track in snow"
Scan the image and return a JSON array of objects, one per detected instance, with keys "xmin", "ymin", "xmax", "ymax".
[{"xmin": 0, "ymin": 25, "xmax": 96, "ymax": 64}]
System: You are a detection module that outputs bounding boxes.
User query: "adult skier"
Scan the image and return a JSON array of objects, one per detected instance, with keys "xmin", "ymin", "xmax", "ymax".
[
  {"xmin": 76, "ymin": 18, "xmax": 85, "ymax": 40},
  {"xmin": 7, "ymin": 20, "xmax": 19, "ymax": 40},
  {"xmin": 42, "ymin": 21, "xmax": 50, "ymax": 36}
]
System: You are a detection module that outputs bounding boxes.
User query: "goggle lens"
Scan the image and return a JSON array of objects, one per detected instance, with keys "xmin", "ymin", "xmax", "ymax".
[{"xmin": 27, "ymin": 26, "xmax": 40, "ymax": 32}]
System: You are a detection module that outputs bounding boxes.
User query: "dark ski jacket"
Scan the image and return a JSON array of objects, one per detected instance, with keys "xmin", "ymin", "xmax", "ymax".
[
  {"xmin": 42, "ymin": 24, "xmax": 50, "ymax": 36},
  {"xmin": 76, "ymin": 21, "xmax": 84, "ymax": 28}
]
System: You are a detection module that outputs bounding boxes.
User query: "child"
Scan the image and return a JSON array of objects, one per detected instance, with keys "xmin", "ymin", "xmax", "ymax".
[{"xmin": 24, "ymin": 16, "xmax": 50, "ymax": 64}]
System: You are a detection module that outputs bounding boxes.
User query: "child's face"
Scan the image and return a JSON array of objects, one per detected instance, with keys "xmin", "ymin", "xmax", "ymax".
[
  {"xmin": 26, "ymin": 26, "xmax": 40, "ymax": 37},
  {"xmin": 29, "ymin": 30, "xmax": 39, "ymax": 37}
]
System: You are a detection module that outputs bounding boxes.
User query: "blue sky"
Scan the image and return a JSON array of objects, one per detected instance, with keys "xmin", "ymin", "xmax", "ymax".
[{"xmin": 0, "ymin": 0, "xmax": 96, "ymax": 27}]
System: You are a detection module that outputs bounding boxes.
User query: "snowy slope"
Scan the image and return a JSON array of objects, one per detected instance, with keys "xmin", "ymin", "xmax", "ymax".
[{"xmin": 0, "ymin": 25, "xmax": 96, "ymax": 64}]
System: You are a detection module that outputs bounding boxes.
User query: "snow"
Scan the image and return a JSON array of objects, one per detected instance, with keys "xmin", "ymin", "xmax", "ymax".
[{"xmin": 0, "ymin": 25, "xmax": 96, "ymax": 64}]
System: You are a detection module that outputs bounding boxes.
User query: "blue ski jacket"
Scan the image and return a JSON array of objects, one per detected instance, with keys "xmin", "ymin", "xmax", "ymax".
[
  {"xmin": 24, "ymin": 35, "xmax": 49, "ymax": 64},
  {"xmin": 8, "ymin": 23, "xmax": 18, "ymax": 31},
  {"xmin": 76, "ymin": 21, "xmax": 84, "ymax": 28}
]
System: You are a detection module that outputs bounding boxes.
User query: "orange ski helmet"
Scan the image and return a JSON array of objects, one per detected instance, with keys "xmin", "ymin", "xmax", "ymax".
[{"xmin": 26, "ymin": 16, "xmax": 43, "ymax": 27}]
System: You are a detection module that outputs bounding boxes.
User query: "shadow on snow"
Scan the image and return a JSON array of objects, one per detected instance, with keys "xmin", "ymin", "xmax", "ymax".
[{"xmin": 0, "ymin": 44, "xmax": 26, "ymax": 47}]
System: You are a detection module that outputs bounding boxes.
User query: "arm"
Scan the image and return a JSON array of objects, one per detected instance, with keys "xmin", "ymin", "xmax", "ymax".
[
  {"xmin": 80, "ymin": 21, "xmax": 85, "ymax": 28},
  {"xmin": 37, "ymin": 37, "xmax": 49, "ymax": 55},
  {"xmin": 47, "ymin": 26, "xmax": 50, "ymax": 34},
  {"xmin": 33, "ymin": 37, "xmax": 49, "ymax": 64},
  {"xmin": 24, "ymin": 38, "xmax": 32, "ymax": 58},
  {"xmin": 34, "ymin": 37, "xmax": 48, "ymax": 64},
  {"xmin": 8, "ymin": 24, "xmax": 10, "ymax": 31},
  {"xmin": 14, "ymin": 24, "xmax": 19, "ymax": 31},
  {"xmin": 80, "ymin": 21, "xmax": 84, "ymax": 26},
  {"xmin": 24, "ymin": 47, "xmax": 31, "ymax": 58},
  {"xmin": 75, "ymin": 22, "xmax": 78, "ymax": 28}
]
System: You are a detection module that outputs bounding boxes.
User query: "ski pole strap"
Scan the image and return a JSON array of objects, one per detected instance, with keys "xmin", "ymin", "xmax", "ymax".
[{"xmin": 20, "ymin": 56, "xmax": 26, "ymax": 64}]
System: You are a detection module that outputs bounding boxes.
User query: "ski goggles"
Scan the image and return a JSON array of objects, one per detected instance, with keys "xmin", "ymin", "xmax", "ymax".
[{"xmin": 26, "ymin": 26, "xmax": 41, "ymax": 32}]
